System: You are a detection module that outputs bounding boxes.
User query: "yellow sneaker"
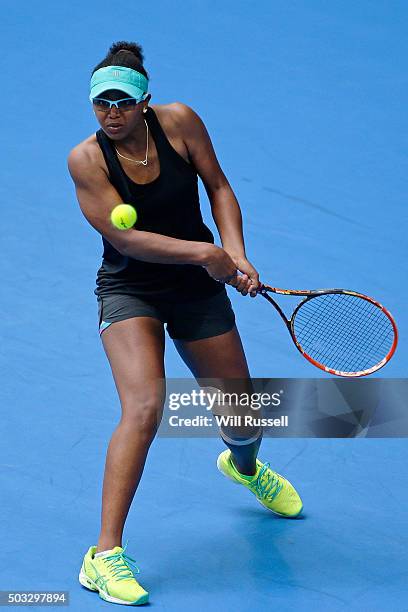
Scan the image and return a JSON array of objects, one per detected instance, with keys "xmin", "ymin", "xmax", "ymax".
[
  {"xmin": 217, "ymin": 449, "xmax": 303, "ymax": 517},
  {"xmin": 78, "ymin": 540, "xmax": 149, "ymax": 605}
]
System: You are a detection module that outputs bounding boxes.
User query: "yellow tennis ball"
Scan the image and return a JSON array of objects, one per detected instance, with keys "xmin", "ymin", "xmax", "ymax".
[{"xmin": 110, "ymin": 204, "xmax": 138, "ymax": 230}]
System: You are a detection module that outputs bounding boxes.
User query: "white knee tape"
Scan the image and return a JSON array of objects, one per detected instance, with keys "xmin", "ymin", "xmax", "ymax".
[
  {"xmin": 201, "ymin": 386, "xmax": 257, "ymax": 418},
  {"xmin": 200, "ymin": 386, "xmax": 231, "ymax": 417}
]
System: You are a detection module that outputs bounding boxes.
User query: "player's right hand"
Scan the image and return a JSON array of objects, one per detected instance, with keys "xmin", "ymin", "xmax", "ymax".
[{"xmin": 202, "ymin": 245, "xmax": 238, "ymax": 284}]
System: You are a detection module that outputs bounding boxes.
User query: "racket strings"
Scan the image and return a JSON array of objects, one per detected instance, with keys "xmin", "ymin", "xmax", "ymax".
[
  {"xmin": 292, "ymin": 294, "xmax": 394, "ymax": 373},
  {"xmin": 296, "ymin": 304, "xmax": 392, "ymax": 370},
  {"xmin": 295, "ymin": 300, "xmax": 392, "ymax": 371}
]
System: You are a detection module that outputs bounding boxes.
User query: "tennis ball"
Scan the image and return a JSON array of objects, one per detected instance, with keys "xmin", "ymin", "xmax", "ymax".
[{"xmin": 110, "ymin": 204, "xmax": 138, "ymax": 230}]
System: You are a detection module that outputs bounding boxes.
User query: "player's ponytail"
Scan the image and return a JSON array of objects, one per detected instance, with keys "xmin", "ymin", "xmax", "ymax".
[{"xmin": 91, "ymin": 40, "xmax": 149, "ymax": 79}]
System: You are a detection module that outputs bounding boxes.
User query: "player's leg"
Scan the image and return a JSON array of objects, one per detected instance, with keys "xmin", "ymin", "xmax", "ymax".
[
  {"xmin": 97, "ymin": 316, "xmax": 166, "ymax": 552},
  {"xmin": 173, "ymin": 325, "xmax": 303, "ymax": 517}
]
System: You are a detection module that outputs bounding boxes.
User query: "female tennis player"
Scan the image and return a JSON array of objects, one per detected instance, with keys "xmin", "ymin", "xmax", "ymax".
[{"xmin": 68, "ymin": 41, "xmax": 303, "ymax": 606}]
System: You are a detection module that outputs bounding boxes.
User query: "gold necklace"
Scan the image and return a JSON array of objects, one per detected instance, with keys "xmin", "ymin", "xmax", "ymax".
[{"xmin": 114, "ymin": 119, "xmax": 149, "ymax": 165}]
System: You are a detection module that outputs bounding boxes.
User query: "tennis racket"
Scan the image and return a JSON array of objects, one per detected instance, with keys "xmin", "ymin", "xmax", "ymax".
[{"xmin": 257, "ymin": 284, "xmax": 398, "ymax": 377}]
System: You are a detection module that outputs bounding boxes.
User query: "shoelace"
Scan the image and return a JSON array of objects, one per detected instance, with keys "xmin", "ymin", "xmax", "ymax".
[
  {"xmin": 249, "ymin": 462, "xmax": 283, "ymax": 501},
  {"xmin": 103, "ymin": 540, "xmax": 140, "ymax": 581}
]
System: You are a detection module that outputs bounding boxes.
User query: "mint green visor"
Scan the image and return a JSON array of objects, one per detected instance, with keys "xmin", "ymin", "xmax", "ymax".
[{"xmin": 89, "ymin": 65, "xmax": 149, "ymax": 101}]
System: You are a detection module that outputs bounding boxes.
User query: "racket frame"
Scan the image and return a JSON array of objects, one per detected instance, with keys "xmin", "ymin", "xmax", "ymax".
[{"xmin": 258, "ymin": 284, "xmax": 398, "ymax": 377}]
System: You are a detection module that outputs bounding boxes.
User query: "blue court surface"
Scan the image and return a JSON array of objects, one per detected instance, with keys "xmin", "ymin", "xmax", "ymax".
[{"xmin": 1, "ymin": 1, "xmax": 407, "ymax": 610}]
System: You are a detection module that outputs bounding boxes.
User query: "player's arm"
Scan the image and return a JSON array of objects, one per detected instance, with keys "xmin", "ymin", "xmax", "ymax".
[
  {"xmin": 172, "ymin": 103, "xmax": 259, "ymax": 294},
  {"xmin": 67, "ymin": 145, "xmax": 236, "ymax": 280}
]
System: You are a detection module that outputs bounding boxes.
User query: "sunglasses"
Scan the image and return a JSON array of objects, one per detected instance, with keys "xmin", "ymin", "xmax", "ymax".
[{"xmin": 92, "ymin": 94, "xmax": 148, "ymax": 111}]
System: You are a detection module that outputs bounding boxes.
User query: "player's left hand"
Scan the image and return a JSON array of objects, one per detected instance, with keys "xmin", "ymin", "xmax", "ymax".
[{"xmin": 226, "ymin": 256, "xmax": 260, "ymax": 297}]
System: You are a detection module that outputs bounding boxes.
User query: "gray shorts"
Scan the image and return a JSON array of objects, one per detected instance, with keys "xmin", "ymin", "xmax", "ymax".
[{"xmin": 96, "ymin": 288, "xmax": 236, "ymax": 341}]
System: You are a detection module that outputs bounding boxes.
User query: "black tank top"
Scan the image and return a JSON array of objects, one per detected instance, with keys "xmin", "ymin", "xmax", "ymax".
[{"xmin": 94, "ymin": 106, "xmax": 223, "ymax": 302}]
